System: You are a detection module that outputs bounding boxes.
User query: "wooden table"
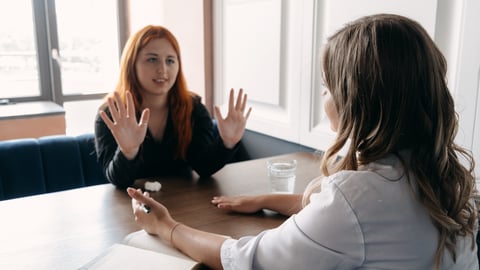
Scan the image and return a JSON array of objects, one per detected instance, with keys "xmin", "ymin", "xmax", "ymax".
[{"xmin": 0, "ymin": 152, "xmax": 321, "ymax": 269}]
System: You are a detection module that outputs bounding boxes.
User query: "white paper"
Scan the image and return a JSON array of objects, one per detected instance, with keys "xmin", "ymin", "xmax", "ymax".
[
  {"xmin": 79, "ymin": 243, "xmax": 198, "ymax": 270},
  {"xmin": 123, "ymin": 230, "xmax": 192, "ymax": 261}
]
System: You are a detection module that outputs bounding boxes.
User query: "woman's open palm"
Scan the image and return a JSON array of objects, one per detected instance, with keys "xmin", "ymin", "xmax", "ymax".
[
  {"xmin": 99, "ymin": 91, "xmax": 150, "ymax": 159},
  {"xmin": 214, "ymin": 88, "xmax": 252, "ymax": 149}
]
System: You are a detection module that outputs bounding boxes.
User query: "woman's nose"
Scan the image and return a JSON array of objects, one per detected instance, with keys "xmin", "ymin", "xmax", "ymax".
[
  {"xmin": 156, "ymin": 64, "xmax": 167, "ymax": 75},
  {"xmin": 157, "ymin": 65, "xmax": 164, "ymax": 73}
]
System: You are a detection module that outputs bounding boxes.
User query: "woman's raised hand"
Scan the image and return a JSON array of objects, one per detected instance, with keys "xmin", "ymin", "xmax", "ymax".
[
  {"xmin": 213, "ymin": 88, "xmax": 252, "ymax": 149},
  {"xmin": 99, "ymin": 91, "xmax": 150, "ymax": 159}
]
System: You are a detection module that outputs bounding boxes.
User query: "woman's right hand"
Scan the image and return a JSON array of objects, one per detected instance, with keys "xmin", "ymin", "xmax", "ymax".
[
  {"xmin": 211, "ymin": 195, "xmax": 264, "ymax": 213},
  {"xmin": 99, "ymin": 91, "xmax": 150, "ymax": 159},
  {"xmin": 127, "ymin": 187, "xmax": 178, "ymax": 240}
]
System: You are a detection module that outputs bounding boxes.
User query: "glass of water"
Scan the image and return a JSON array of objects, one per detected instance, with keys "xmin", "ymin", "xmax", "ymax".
[{"xmin": 267, "ymin": 159, "xmax": 297, "ymax": 194}]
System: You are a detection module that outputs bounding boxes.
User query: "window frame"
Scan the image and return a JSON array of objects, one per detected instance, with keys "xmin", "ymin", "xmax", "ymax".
[{"xmin": 3, "ymin": 0, "xmax": 128, "ymax": 106}]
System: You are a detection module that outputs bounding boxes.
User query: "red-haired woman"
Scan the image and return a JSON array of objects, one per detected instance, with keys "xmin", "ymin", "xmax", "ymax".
[{"xmin": 95, "ymin": 25, "xmax": 251, "ymax": 189}]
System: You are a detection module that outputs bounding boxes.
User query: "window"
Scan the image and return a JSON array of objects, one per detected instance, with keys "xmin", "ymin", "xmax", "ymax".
[
  {"xmin": 54, "ymin": 0, "xmax": 120, "ymax": 134},
  {"xmin": 0, "ymin": 0, "xmax": 39, "ymax": 99},
  {"xmin": 0, "ymin": 0, "xmax": 124, "ymax": 134},
  {"xmin": 54, "ymin": 0, "xmax": 119, "ymax": 97}
]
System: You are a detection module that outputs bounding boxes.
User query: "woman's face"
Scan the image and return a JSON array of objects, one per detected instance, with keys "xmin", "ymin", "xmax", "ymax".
[
  {"xmin": 135, "ymin": 38, "xmax": 179, "ymax": 98},
  {"xmin": 322, "ymin": 88, "xmax": 339, "ymax": 132}
]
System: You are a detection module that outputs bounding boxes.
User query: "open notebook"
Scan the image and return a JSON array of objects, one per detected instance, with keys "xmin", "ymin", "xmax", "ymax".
[{"xmin": 79, "ymin": 230, "xmax": 203, "ymax": 270}]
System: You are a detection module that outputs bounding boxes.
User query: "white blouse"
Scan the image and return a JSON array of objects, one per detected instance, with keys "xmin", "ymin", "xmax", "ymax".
[{"xmin": 220, "ymin": 154, "xmax": 478, "ymax": 269}]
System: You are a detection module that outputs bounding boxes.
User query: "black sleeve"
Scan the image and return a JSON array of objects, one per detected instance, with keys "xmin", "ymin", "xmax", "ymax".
[
  {"xmin": 94, "ymin": 111, "xmax": 142, "ymax": 189},
  {"xmin": 186, "ymin": 100, "xmax": 240, "ymax": 177}
]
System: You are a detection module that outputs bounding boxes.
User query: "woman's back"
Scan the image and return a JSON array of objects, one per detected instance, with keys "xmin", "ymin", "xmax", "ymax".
[{"xmin": 241, "ymin": 154, "xmax": 478, "ymax": 269}]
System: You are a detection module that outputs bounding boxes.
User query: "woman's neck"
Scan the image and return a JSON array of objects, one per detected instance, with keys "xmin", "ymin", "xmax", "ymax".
[{"xmin": 140, "ymin": 93, "xmax": 168, "ymax": 111}]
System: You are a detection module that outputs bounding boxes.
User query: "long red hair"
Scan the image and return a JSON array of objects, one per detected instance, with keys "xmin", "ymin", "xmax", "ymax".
[{"xmin": 111, "ymin": 25, "xmax": 194, "ymax": 159}]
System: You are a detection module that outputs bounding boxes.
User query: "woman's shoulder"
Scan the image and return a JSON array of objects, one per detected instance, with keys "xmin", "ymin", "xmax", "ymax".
[
  {"xmin": 190, "ymin": 94, "xmax": 205, "ymax": 107},
  {"xmin": 324, "ymin": 170, "xmax": 369, "ymax": 187},
  {"xmin": 190, "ymin": 94, "xmax": 210, "ymax": 118},
  {"xmin": 327, "ymin": 155, "xmax": 406, "ymax": 187}
]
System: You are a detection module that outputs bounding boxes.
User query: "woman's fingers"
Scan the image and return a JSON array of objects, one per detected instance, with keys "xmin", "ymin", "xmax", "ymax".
[
  {"xmin": 113, "ymin": 92, "xmax": 126, "ymax": 118},
  {"xmin": 106, "ymin": 96, "xmax": 119, "ymax": 123},
  {"xmin": 211, "ymin": 196, "xmax": 235, "ymax": 207},
  {"xmin": 234, "ymin": 88, "xmax": 242, "ymax": 111},
  {"xmin": 127, "ymin": 188, "xmax": 153, "ymax": 208},
  {"xmin": 232, "ymin": 88, "xmax": 246, "ymax": 112},
  {"xmin": 231, "ymin": 88, "xmax": 251, "ymax": 117},
  {"xmin": 211, "ymin": 196, "xmax": 222, "ymax": 204},
  {"xmin": 128, "ymin": 188, "xmax": 157, "ymax": 218},
  {"xmin": 104, "ymin": 91, "xmax": 148, "ymax": 129},
  {"xmin": 228, "ymin": 88, "xmax": 235, "ymax": 112},
  {"xmin": 221, "ymin": 88, "xmax": 250, "ymax": 116},
  {"xmin": 99, "ymin": 110, "xmax": 114, "ymax": 129},
  {"xmin": 103, "ymin": 92, "xmax": 126, "ymax": 126},
  {"xmin": 128, "ymin": 191, "xmax": 142, "ymax": 215},
  {"xmin": 244, "ymin": 106, "xmax": 252, "ymax": 120},
  {"xmin": 125, "ymin": 91, "xmax": 137, "ymax": 119},
  {"xmin": 138, "ymin": 108, "xmax": 150, "ymax": 127},
  {"xmin": 240, "ymin": 90, "xmax": 247, "ymax": 112}
]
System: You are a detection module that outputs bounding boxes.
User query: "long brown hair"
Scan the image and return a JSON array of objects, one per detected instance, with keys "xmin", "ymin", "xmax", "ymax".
[
  {"xmin": 306, "ymin": 14, "xmax": 477, "ymax": 268},
  {"xmin": 108, "ymin": 25, "xmax": 194, "ymax": 159}
]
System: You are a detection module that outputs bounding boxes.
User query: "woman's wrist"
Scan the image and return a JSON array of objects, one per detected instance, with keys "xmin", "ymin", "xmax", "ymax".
[
  {"xmin": 222, "ymin": 139, "xmax": 237, "ymax": 149},
  {"xmin": 121, "ymin": 147, "xmax": 139, "ymax": 160},
  {"xmin": 158, "ymin": 218, "xmax": 181, "ymax": 246},
  {"xmin": 169, "ymin": 222, "xmax": 183, "ymax": 248}
]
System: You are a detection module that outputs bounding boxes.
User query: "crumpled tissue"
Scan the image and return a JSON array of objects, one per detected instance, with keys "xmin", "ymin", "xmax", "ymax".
[{"xmin": 144, "ymin": 181, "xmax": 162, "ymax": 192}]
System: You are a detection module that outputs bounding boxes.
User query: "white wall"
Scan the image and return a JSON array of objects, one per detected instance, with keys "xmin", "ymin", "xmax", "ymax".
[
  {"xmin": 445, "ymin": 0, "xmax": 480, "ymax": 182},
  {"xmin": 214, "ymin": 0, "xmax": 480, "ymax": 173}
]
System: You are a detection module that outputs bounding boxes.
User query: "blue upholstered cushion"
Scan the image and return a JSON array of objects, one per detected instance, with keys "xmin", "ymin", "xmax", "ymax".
[
  {"xmin": 38, "ymin": 135, "xmax": 85, "ymax": 193},
  {"xmin": 0, "ymin": 133, "xmax": 110, "ymax": 200},
  {"xmin": 76, "ymin": 133, "xmax": 108, "ymax": 186},
  {"xmin": 0, "ymin": 138, "xmax": 46, "ymax": 200}
]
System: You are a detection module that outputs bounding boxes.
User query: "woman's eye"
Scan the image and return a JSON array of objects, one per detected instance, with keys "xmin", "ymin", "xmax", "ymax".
[
  {"xmin": 147, "ymin": 57, "xmax": 157, "ymax": 63},
  {"xmin": 166, "ymin": 58, "xmax": 175, "ymax": 65}
]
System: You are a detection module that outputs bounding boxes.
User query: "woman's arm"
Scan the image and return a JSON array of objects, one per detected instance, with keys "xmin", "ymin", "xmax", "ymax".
[
  {"xmin": 127, "ymin": 188, "xmax": 227, "ymax": 269},
  {"xmin": 212, "ymin": 193, "xmax": 303, "ymax": 216},
  {"xmin": 187, "ymin": 89, "xmax": 251, "ymax": 177},
  {"xmin": 172, "ymin": 224, "xmax": 227, "ymax": 270},
  {"xmin": 95, "ymin": 112, "xmax": 141, "ymax": 188},
  {"xmin": 187, "ymin": 100, "xmax": 238, "ymax": 177}
]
